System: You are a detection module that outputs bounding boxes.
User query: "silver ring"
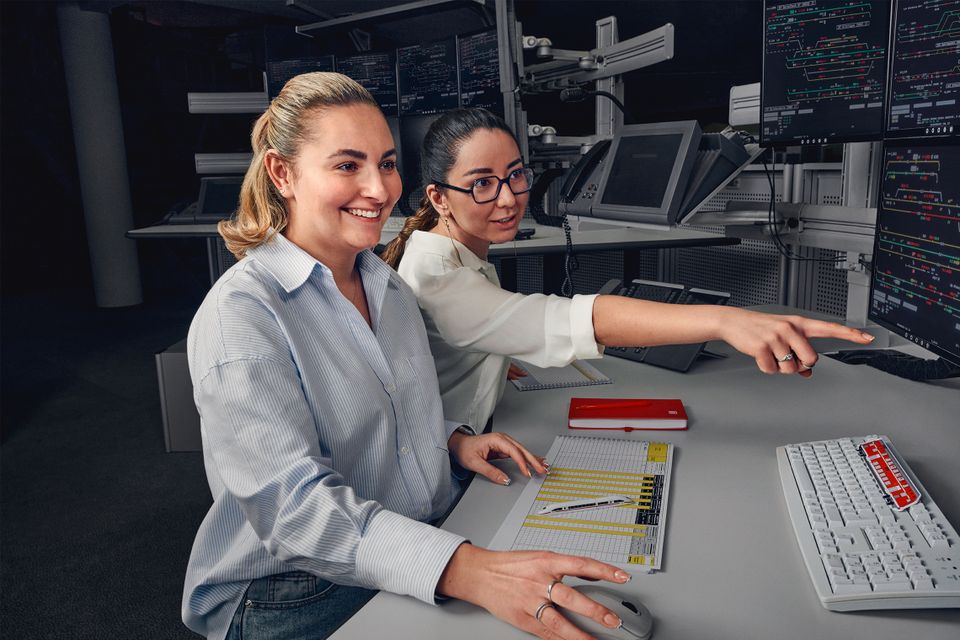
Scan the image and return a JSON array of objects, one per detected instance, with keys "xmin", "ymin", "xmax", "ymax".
[
  {"xmin": 776, "ymin": 353, "xmax": 795, "ymax": 363},
  {"xmin": 546, "ymin": 579, "xmax": 561, "ymax": 602},
  {"xmin": 534, "ymin": 601, "xmax": 555, "ymax": 622}
]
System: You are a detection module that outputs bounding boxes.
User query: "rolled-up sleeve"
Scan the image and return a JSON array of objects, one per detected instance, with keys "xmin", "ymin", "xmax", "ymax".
[
  {"xmin": 413, "ymin": 264, "xmax": 603, "ymax": 368},
  {"xmin": 194, "ymin": 356, "xmax": 465, "ymax": 604}
]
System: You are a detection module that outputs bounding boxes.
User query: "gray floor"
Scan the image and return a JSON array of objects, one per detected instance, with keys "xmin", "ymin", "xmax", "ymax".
[{"xmin": 1, "ymin": 292, "xmax": 210, "ymax": 639}]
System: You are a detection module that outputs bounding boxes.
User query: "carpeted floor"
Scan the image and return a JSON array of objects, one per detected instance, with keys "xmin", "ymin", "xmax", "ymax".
[{"xmin": 2, "ymin": 291, "xmax": 211, "ymax": 639}]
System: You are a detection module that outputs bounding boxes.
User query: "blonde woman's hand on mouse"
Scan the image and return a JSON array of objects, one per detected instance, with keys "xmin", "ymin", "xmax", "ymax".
[
  {"xmin": 447, "ymin": 431, "xmax": 547, "ymax": 485},
  {"xmin": 437, "ymin": 544, "xmax": 629, "ymax": 640}
]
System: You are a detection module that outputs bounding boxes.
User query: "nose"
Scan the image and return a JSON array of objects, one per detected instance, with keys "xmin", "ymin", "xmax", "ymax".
[
  {"xmin": 496, "ymin": 179, "xmax": 517, "ymax": 208},
  {"xmin": 360, "ymin": 166, "xmax": 390, "ymax": 204}
]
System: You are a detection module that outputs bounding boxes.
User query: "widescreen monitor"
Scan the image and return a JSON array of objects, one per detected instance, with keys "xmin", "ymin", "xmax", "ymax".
[
  {"xmin": 761, "ymin": 0, "xmax": 891, "ymax": 145},
  {"xmin": 457, "ymin": 29, "xmax": 502, "ymax": 112},
  {"xmin": 885, "ymin": 0, "xmax": 959, "ymax": 139},
  {"xmin": 336, "ymin": 52, "xmax": 399, "ymax": 116},
  {"xmin": 868, "ymin": 142, "xmax": 960, "ymax": 366},
  {"xmin": 397, "ymin": 39, "xmax": 459, "ymax": 116},
  {"xmin": 266, "ymin": 56, "xmax": 336, "ymax": 99}
]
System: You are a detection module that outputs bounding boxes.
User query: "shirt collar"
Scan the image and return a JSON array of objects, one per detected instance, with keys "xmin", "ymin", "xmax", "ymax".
[
  {"xmin": 248, "ymin": 231, "xmax": 394, "ymax": 294},
  {"xmin": 407, "ymin": 230, "xmax": 492, "ymax": 272}
]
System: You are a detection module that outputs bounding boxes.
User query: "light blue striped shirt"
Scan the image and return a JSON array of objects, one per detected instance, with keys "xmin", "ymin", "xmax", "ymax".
[{"xmin": 182, "ymin": 232, "xmax": 467, "ymax": 639}]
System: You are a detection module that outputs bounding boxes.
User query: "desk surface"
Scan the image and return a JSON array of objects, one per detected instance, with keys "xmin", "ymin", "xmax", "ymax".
[
  {"xmin": 127, "ymin": 221, "xmax": 739, "ymax": 255},
  {"xmin": 332, "ymin": 307, "xmax": 960, "ymax": 640}
]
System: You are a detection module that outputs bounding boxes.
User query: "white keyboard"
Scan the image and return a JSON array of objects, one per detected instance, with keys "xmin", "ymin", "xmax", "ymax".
[{"xmin": 777, "ymin": 435, "xmax": 960, "ymax": 611}]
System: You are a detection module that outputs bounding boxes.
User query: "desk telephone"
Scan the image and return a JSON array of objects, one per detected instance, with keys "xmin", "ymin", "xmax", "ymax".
[{"xmin": 599, "ymin": 278, "xmax": 730, "ymax": 372}]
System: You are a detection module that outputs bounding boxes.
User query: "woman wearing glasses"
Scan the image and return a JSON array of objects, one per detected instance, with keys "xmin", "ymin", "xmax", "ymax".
[{"xmin": 381, "ymin": 107, "xmax": 875, "ymax": 434}]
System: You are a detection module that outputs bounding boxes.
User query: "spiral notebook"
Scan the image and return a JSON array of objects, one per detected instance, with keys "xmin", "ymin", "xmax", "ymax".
[{"xmin": 509, "ymin": 359, "xmax": 612, "ymax": 391}]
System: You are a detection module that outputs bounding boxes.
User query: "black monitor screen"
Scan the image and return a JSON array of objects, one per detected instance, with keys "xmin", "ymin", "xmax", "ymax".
[
  {"xmin": 200, "ymin": 178, "xmax": 243, "ymax": 216},
  {"xmin": 266, "ymin": 56, "xmax": 336, "ymax": 99},
  {"xmin": 458, "ymin": 30, "xmax": 501, "ymax": 111},
  {"xmin": 869, "ymin": 143, "xmax": 960, "ymax": 365},
  {"xmin": 886, "ymin": 0, "xmax": 960, "ymax": 138},
  {"xmin": 762, "ymin": 1, "xmax": 891, "ymax": 145},
  {"xmin": 600, "ymin": 134, "xmax": 683, "ymax": 208},
  {"xmin": 397, "ymin": 40, "xmax": 459, "ymax": 115},
  {"xmin": 336, "ymin": 52, "xmax": 399, "ymax": 116}
]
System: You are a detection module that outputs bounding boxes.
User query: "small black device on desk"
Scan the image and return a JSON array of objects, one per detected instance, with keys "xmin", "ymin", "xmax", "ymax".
[
  {"xmin": 599, "ymin": 278, "xmax": 730, "ymax": 372},
  {"xmin": 167, "ymin": 176, "xmax": 244, "ymax": 225}
]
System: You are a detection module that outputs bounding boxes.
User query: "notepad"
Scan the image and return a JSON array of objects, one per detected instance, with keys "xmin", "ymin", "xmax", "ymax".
[{"xmin": 509, "ymin": 359, "xmax": 612, "ymax": 391}]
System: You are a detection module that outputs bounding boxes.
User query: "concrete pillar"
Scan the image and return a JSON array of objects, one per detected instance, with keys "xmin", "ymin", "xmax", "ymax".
[{"xmin": 57, "ymin": 2, "xmax": 142, "ymax": 307}]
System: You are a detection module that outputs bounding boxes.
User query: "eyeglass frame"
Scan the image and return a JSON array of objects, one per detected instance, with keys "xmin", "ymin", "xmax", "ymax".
[{"xmin": 432, "ymin": 167, "xmax": 535, "ymax": 204}]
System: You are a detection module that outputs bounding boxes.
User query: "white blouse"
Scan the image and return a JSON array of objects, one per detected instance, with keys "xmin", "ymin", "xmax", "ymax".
[{"xmin": 397, "ymin": 230, "xmax": 603, "ymax": 431}]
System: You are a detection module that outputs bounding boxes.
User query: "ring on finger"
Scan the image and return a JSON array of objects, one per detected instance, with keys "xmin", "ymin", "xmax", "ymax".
[
  {"xmin": 534, "ymin": 601, "xmax": 555, "ymax": 623},
  {"xmin": 546, "ymin": 579, "xmax": 561, "ymax": 602},
  {"xmin": 776, "ymin": 352, "xmax": 795, "ymax": 363}
]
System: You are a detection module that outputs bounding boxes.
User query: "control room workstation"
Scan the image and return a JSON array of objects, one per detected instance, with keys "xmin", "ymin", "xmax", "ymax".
[{"xmin": 123, "ymin": 1, "xmax": 960, "ymax": 638}]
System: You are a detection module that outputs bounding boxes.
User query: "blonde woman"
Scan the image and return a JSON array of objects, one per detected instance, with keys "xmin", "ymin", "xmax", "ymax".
[
  {"xmin": 184, "ymin": 74, "xmax": 633, "ymax": 640},
  {"xmin": 381, "ymin": 108, "xmax": 875, "ymax": 433}
]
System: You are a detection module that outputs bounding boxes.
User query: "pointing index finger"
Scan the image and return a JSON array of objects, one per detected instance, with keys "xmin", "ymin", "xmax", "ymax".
[{"xmin": 800, "ymin": 318, "xmax": 875, "ymax": 344}]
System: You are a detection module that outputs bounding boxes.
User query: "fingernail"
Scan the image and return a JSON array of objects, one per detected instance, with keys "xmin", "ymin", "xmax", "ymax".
[
  {"xmin": 614, "ymin": 570, "xmax": 631, "ymax": 582},
  {"xmin": 604, "ymin": 613, "xmax": 622, "ymax": 628},
  {"xmin": 501, "ymin": 476, "xmax": 511, "ymax": 486},
  {"xmin": 861, "ymin": 332, "xmax": 875, "ymax": 341}
]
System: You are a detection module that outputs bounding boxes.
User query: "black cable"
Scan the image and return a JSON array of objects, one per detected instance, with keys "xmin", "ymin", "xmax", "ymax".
[
  {"xmin": 560, "ymin": 214, "xmax": 579, "ymax": 297},
  {"xmin": 559, "ymin": 86, "xmax": 632, "ymax": 122},
  {"xmin": 761, "ymin": 149, "xmax": 848, "ymax": 264}
]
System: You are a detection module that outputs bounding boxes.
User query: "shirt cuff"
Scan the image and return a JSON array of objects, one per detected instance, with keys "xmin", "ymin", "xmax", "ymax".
[
  {"xmin": 355, "ymin": 510, "xmax": 467, "ymax": 605},
  {"xmin": 570, "ymin": 294, "xmax": 604, "ymax": 358}
]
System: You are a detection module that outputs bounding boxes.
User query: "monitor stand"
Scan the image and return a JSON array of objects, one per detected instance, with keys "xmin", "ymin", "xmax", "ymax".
[{"xmin": 825, "ymin": 349, "xmax": 960, "ymax": 382}]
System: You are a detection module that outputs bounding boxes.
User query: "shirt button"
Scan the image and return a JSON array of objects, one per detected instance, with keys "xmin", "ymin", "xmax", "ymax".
[
  {"xmin": 385, "ymin": 383, "xmax": 396, "ymax": 393},
  {"xmin": 400, "ymin": 446, "xmax": 410, "ymax": 455}
]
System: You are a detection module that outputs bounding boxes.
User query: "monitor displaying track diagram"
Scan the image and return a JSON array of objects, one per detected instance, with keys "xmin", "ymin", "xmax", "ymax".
[
  {"xmin": 336, "ymin": 52, "xmax": 399, "ymax": 116},
  {"xmin": 886, "ymin": 0, "xmax": 960, "ymax": 138},
  {"xmin": 869, "ymin": 143, "xmax": 960, "ymax": 365},
  {"xmin": 458, "ymin": 29, "xmax": 501, "ymax": 111},
  {"xmin": 266, "ymin": 56, "xmax": 336, "ymax": 99},
  {"xmin": 397, "ymin": 39, "xmax": 459, "ymax": 115},
  {"xmin": 762, "ymin": 0, "xmax": 891, "ymax": 145}
]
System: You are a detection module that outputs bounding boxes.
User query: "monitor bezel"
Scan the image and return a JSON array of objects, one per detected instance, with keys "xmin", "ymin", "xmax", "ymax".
[
  {"xmin": 882, "ymin": 0, "xmax": 960, "ymax": 141},
  {"xmin": 591, "ymin": 120, "xmax": 703, "ymax": 225},
  {"xmin": 866, "ymin": 139, "xmax": 960, "ymax": 367},
  {"xmin": 760, "ymin": 0, "xmax": 893, "ymax": 148}
]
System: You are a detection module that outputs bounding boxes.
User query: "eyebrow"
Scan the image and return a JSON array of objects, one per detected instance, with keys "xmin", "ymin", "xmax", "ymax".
[
  {"xmin": 328, "ymin": 148, "xmax": 397, "ymax": 161},
  {"xmin": 462, "ymin": 157, "xmax": 522, "ymax": 177}
]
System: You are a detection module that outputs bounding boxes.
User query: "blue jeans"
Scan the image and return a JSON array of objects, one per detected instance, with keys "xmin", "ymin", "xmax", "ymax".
[{"xmin": 225, "ymin": 571, "xmax": 376, "ymax": 640}]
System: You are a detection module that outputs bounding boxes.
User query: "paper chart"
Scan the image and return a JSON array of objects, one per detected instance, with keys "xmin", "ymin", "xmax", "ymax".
[{"xmin": 488, "ymin": 434, "xmax": 674, "ymax": 572}]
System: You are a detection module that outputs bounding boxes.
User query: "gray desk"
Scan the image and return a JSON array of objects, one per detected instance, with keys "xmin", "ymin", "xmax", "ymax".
[
  {"xmin": 128, "ymin": 221, "xmax": 738, "ymax": 291},
  {"xmin": 332, "ymin": 308, "xmax": 960, "ymax": 640}
]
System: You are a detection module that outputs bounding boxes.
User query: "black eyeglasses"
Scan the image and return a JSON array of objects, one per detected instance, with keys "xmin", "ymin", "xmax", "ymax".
[{"xmin": 434, "ymin": 167, "xmax": 534, "ymax": 204}]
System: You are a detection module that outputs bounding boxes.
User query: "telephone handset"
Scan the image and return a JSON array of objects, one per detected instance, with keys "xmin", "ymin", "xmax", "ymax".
[{"xmin": 558, "ymin": 139, "xmax": 612, "ymax": 216}]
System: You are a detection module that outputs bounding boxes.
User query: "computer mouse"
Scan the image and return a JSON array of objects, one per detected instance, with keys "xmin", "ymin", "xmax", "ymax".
[{"xmin": 556, "ymin": 585, "xmax": 653, "ymax": 640}]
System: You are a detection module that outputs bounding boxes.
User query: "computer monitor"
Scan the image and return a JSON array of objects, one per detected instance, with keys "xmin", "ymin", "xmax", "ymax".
[
  {"xmin": 336, "ymin": 52, "xmax": 399, "ymax": 117},
  {"xmin": 761, "ymin": 0, "xmax": 891, "ymax": 146},
  {"xmin": 457, "ymin": 29, "xmax": 502, "ymax": 112},
  {"xmin": 885, "ymin": 0, "xmax": 959, "ymax": 139},
  {"xmin": 266, "ymin": 56, "xmax": 336, "ymax": 99},
  {"xmin": 397, "ymin": 38, "xmax": 459, "ymax": 116},
  {"xmin": 591, "ymin": 121, "xmax": 703, "ymax": 226},
  {"xmin": 196, "ymin": 176, "xmax": 244, "ymax": 223},
  {"xmin": 868, "ymin": 142, "xmax": 960, "ymax": 366}
]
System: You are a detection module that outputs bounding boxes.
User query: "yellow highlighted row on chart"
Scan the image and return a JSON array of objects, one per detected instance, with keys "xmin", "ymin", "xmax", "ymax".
[
  {"xmin": 522, "ymin": 521, "xmax": 648, "ymax": 538},
  {"xmin": 525, "ymin": 515, "xmax": 648, "ymax": 530},
  {"xmin": 549, "ymin": 467, "xmax": 656, "ymax": 479}
]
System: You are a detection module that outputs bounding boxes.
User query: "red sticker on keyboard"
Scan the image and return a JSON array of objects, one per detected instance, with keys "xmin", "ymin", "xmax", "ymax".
[{"xmin": 859, "ymin": 438, "xmax": 921, "ymax": 511}]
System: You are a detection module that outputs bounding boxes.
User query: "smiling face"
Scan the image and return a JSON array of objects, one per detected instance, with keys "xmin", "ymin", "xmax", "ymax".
[
  {"xmin": 280, "ymin": 103, "xmax": 401, "ymax": 266},
  {"xmin": 429, "ymin": 128, "xmax": 528, "ymax": 259}
]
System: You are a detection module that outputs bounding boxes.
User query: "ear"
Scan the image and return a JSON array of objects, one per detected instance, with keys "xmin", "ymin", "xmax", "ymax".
[
  {"xmin": 264, "ymin": 150, "xmax": 291, "ymax": 193},
  {"xmin": 425, "ymin": 183, "xmax": 447, "ymax": 212}
]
